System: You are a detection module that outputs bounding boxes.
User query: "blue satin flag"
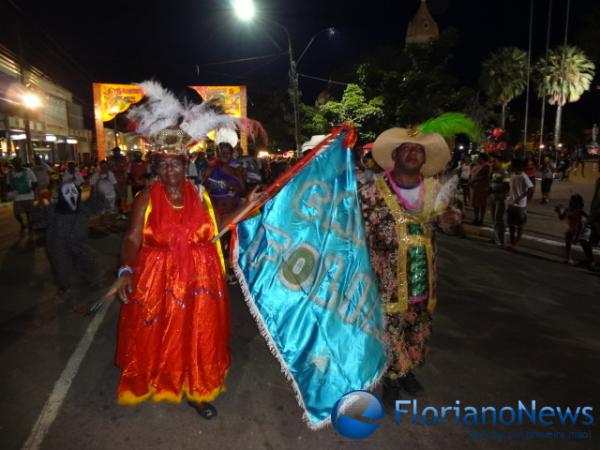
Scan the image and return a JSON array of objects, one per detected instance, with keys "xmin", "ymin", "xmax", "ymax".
[{"xmin": 233, "ymin": 133, "xmax": 386, "ymax": 428}]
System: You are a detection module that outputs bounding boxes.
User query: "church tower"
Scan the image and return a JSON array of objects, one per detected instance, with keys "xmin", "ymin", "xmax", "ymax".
[{"xmin": 405, "ymin": 0, "xmax": 440, "ymax": 45}]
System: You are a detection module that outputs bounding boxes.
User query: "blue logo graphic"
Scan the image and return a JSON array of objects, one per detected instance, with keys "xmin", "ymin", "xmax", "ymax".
[{"xmin": 331, "ymin": 391, "xmax": 384, "ymax": 439}]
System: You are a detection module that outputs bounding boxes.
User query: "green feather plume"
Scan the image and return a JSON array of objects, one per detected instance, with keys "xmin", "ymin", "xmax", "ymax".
[{"xmin": 417, "ymin": 112, "xmax": 481, "ymax": 142}]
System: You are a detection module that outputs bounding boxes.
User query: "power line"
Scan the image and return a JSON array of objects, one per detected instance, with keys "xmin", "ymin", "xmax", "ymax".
[{"xmin": 298, "ymin": 73, "xmax": 349, "ymax": 86}]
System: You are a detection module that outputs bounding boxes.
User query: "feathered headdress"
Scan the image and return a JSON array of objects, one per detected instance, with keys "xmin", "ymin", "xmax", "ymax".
[
  {"xmin": 416, "ymin": 112, "xmax": 482, "ymax": 142},
  {"xmin": 127, "ymin": 81, "xmax": 266, "ymax": 153}
]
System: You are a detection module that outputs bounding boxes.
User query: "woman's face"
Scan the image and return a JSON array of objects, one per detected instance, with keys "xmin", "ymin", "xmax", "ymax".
[
  {"xmin": 218, "ymin": 144, "xmax": 233, "ymax": 164},
  {"xmin": 156, "ymin": 155, "xmax": 187, "ymax": 187}
]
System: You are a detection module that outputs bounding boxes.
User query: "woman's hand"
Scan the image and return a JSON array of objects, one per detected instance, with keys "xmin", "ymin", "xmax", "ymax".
[{"xmin": 105, "ymin": 273, "xmax": 133, "ymax": 304}]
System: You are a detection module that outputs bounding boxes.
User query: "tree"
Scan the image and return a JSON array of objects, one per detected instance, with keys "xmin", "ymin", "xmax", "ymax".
[
  {"xmin": 317, "ymin": 84, "xmax": 384, "ymax": 142},
  {"xmin": 356, "ymin": 29, "xmax": 484, "ymax": 129},
  {"xmin": 536, "ymin": 45, "xmax": 596, "ymax": 146},
  {"xmin": 480, "ymin": 47, "xmax": 528, "ymax": 129}
]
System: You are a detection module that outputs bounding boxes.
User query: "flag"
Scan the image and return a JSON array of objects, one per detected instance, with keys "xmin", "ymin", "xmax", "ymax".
[{"xmin": 232, "ymin": 129, "xmax": 387, "ymax": 428}]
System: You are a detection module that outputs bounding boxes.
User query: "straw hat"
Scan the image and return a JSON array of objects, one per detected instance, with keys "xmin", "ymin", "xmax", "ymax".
[{"xmin": 372, "ymin": 128, "xmax": 450, "ymax": 177}]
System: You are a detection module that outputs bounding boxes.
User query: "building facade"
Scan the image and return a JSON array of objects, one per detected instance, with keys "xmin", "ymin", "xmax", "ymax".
[{"xmin": 0, "ymin": 44, "xmax": 92, "ymax": 164}]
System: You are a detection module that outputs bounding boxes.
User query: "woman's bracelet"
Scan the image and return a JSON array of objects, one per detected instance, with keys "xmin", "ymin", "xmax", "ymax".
[{"xmin": 117, "ymin": 265, "xmax": 134, "ymax": 278}]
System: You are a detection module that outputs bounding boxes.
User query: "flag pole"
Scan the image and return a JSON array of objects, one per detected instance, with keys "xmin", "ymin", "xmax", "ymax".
[{"xmin": 211, "ymin": 127, "xmax": 348, "ymax": 242}]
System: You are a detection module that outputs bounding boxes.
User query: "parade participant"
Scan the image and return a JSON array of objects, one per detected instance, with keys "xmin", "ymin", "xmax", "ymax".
[
  {"xmin": 31, "ymin": 155, "xmax": 54, "ymax": 203},
  {"xmin": 359, "ymin": 125, "xmax": 455, "ymax": 398},
  {"xmin": 8, "ymin": 157, "xmax": 37, "ymax": 233},
  {"xmin": 89, "ymin": 161, "xmax": 118, "ymax": 229},
  {"xmin": 113, "ymin": 81, "xmax": 260, "ymax": 419},
  {"xmin": 62, "ymin": 161, "xmax": 84, "ymax": 188},
  {"xmin": 129, "ymin": 151, "xmax": 149, "ymax": 198},
  {"xmin": 204, "ymin": 129, "xmax": 246, "ymax": 216},
  {"xmin": 108, "ymin": 147, "xmax": 129, "ymax": 217},
  {"xmin": 47, "ymin": 181, "xmax": 100, "ymax": 297},
  {"xmin": 203, "ymin": 140, "xmax": 245, "ymax": 284}
]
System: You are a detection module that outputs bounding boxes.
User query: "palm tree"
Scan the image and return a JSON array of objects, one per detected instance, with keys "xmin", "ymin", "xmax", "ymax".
[
  {"xmin": 536, "ymin": 45, "xmax": 595, "ymax": 145},
  {"xmin": 481, "ymin": 47, "xmax": 528, "ymax": 129}
]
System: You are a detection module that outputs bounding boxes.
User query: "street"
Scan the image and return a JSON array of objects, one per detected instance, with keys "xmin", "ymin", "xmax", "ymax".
[{"xmin": 0, "ymin": 202, "xmax": 599, "ymax": 450}]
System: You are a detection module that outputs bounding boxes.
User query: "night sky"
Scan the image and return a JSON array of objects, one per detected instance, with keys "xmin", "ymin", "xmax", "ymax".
[{"xmin": 1, "ymin": 0, "xmax": 598, "ymax": 127}]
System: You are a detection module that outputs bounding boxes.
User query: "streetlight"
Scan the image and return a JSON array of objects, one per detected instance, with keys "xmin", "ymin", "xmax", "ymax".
[
  {"xmin": 20, "ymin": 90, "xmax": 42, "ymax": 164},
  {"xmin": 232, "ymin": 0, "xmax": 255, "ymax": 22},
  {"xmin": 233, "ymin": 0, "xmax": 335, "ymax": 156}
]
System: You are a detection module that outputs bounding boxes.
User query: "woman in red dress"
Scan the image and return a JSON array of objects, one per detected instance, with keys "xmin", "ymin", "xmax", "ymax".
[{"xmin": 114, "ymin": 151, "xmax": 256, "ymax": 419}]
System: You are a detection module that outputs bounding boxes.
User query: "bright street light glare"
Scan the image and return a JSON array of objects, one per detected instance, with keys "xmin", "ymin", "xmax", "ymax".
[
  {"xmin": 22, "ymin": 92, "xmax": 42, "ymax": 109},
  {"xmin": 232, "ymin": 0, "xmax": 256, "ymax": 22}
]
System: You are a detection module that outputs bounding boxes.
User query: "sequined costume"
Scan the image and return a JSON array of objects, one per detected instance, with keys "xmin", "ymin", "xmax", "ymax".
[
  {"xmin": 116, "ymin": 180, "xmax": 229, "ymax": 404},
  {"xmin": 359, "ymin": 173, "xmax": 441, "ymax": 379}
]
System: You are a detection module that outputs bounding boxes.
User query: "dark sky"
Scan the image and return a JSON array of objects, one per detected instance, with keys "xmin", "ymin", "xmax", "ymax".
[{"xmin": 1, "ymin": 0, "xmax": 598, "ymax": 125}]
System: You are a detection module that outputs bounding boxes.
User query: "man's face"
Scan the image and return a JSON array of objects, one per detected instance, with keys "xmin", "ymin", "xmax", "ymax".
[
  {"xmin": 492, "ymin": 158, "xmax": 501, "ymax": 169},
  {"xmin": 68, "ymin": 162, "xmax": 76, "ymax": 173},
  {"xmin": 392, "ymin": 143, "xmax": 426, "ymax": 173},
  {"xmin": 100, "ymin": 162, "xmax": 109, "ymax": 173}
]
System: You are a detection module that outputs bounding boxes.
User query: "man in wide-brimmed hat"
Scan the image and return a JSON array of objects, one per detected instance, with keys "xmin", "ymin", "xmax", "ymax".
[{"xmin": 358, "ymin": 127, "xmax": 453, "ymax": 400}]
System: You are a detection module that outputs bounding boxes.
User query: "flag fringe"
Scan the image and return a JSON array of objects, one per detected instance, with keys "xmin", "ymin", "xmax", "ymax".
[{"xmin": 231, "ymin": 239, "xmax": 329, "ymax": 430}]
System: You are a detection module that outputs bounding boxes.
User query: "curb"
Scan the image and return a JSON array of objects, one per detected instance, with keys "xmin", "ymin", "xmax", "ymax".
[{"xmin": 462, "ymin": 224, "xmax": 600, "ymax": 260}]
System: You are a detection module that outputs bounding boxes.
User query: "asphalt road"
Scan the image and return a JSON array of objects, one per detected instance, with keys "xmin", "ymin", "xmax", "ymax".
[{"xmin": 0, "ymin": 206, "xmax": 599, "ymax": 449}]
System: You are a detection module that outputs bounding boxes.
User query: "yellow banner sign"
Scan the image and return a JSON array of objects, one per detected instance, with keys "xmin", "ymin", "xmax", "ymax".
[
  {"xmin": 97, "ymin": 83, "xmax": 144, "ymax": 122},
  {"xmin": 189, "ymin": 85, "xmax": 247, "ymax": 118}
]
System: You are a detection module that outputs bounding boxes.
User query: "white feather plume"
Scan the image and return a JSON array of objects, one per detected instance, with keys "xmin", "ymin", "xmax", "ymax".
[
  {"xmin": 127, "ymin": 80, "xmax": 253, "ymax": 144},
  {"xmin": 180, "ymin": 103, "xmax": 239, "ymax": 142},
  {"xmin": 215, "ymin": 128, "xmax": 239, "ymax": 147},
  {"xmin": 434, "ymin": 174, "xmax": 459, "ymax": 212},
  {"xmin": 126, "ymin": 81, "xmax": 184, "ymax": 137}
]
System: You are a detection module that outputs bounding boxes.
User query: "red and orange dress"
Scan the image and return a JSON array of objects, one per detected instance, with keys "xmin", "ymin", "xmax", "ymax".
[{"xmin": 116, "ymin": 180, "xmax": 229, "ymax": 405}]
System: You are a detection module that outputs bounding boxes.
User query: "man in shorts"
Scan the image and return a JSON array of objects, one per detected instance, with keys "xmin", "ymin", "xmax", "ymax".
[
  {"xmin": 507, "ymin": 159, "xmax": 534, "ymax": 249},
  {"xmin": 8, "ymin": 157, "xmax": 37, "ymax": 233}
]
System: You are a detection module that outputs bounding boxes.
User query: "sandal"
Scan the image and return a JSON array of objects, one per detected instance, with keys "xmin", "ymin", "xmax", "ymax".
[{"xmin": 188, "ymin": 401, "xmax": 218, "ymax": 420}]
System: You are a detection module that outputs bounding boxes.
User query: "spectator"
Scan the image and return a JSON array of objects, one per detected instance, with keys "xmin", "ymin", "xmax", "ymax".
[
  {"xmin": 524, "ymin": 156, "xmax": 536, "ymax": 200},
  {"xmin": 468, "ymin": 153, "xmax": 491, "ymax": 225},
  {"xmin": 540, "ymin": 157, "xmax": 555, "ymax": 204},
  {"xmin": 507, "ymin": 159, "xmax": 534, "ymax": 249},
  {"xmin": 457, "ymin": 155, "xmax": 472, "ymax": 207},
  {"xmin": 488, "ymin": 154, "xmax": 510, "ymax": 247},
  {"xmin": 555, "ymin": 194, "xmax": 594, "ymax": 267}
]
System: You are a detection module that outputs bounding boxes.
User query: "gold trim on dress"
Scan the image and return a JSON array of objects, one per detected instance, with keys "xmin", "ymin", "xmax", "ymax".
[{"xmin": 375, "ymin": 176, "xmax": 437, "ymax": 314}]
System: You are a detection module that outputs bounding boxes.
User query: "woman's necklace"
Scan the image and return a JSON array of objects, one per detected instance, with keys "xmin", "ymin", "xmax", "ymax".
[{"xmin": 165, "ymin": 191, "xmax": 184, "ymax": 209}]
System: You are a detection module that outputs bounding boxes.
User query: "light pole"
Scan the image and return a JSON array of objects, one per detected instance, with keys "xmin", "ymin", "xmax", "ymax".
[{"xmin": 233, "ymin": 1, "xmax": 335, "ymax": 156}]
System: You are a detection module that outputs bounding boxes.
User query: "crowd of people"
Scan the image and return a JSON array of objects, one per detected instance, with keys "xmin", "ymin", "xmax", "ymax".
[
  {"xmin": 3, "ymin": 101, "xmax": 600, "ymax": 422},
  {"xmin": 455, "ymin": 150, "xmax": 600, "ymax": 270}
]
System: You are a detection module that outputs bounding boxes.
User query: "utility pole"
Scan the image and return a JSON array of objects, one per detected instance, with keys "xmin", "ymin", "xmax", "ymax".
[
  {"xmin": 15, "ymin": 22, "xmax": 34, "ymax": 164},
  {"xmin": 523, "ymin": 0, "xmax": 534, "ymax": 154},
  {"xmin": 539, "ymin": 0, "xmax": 553, "ymax": 166}
]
